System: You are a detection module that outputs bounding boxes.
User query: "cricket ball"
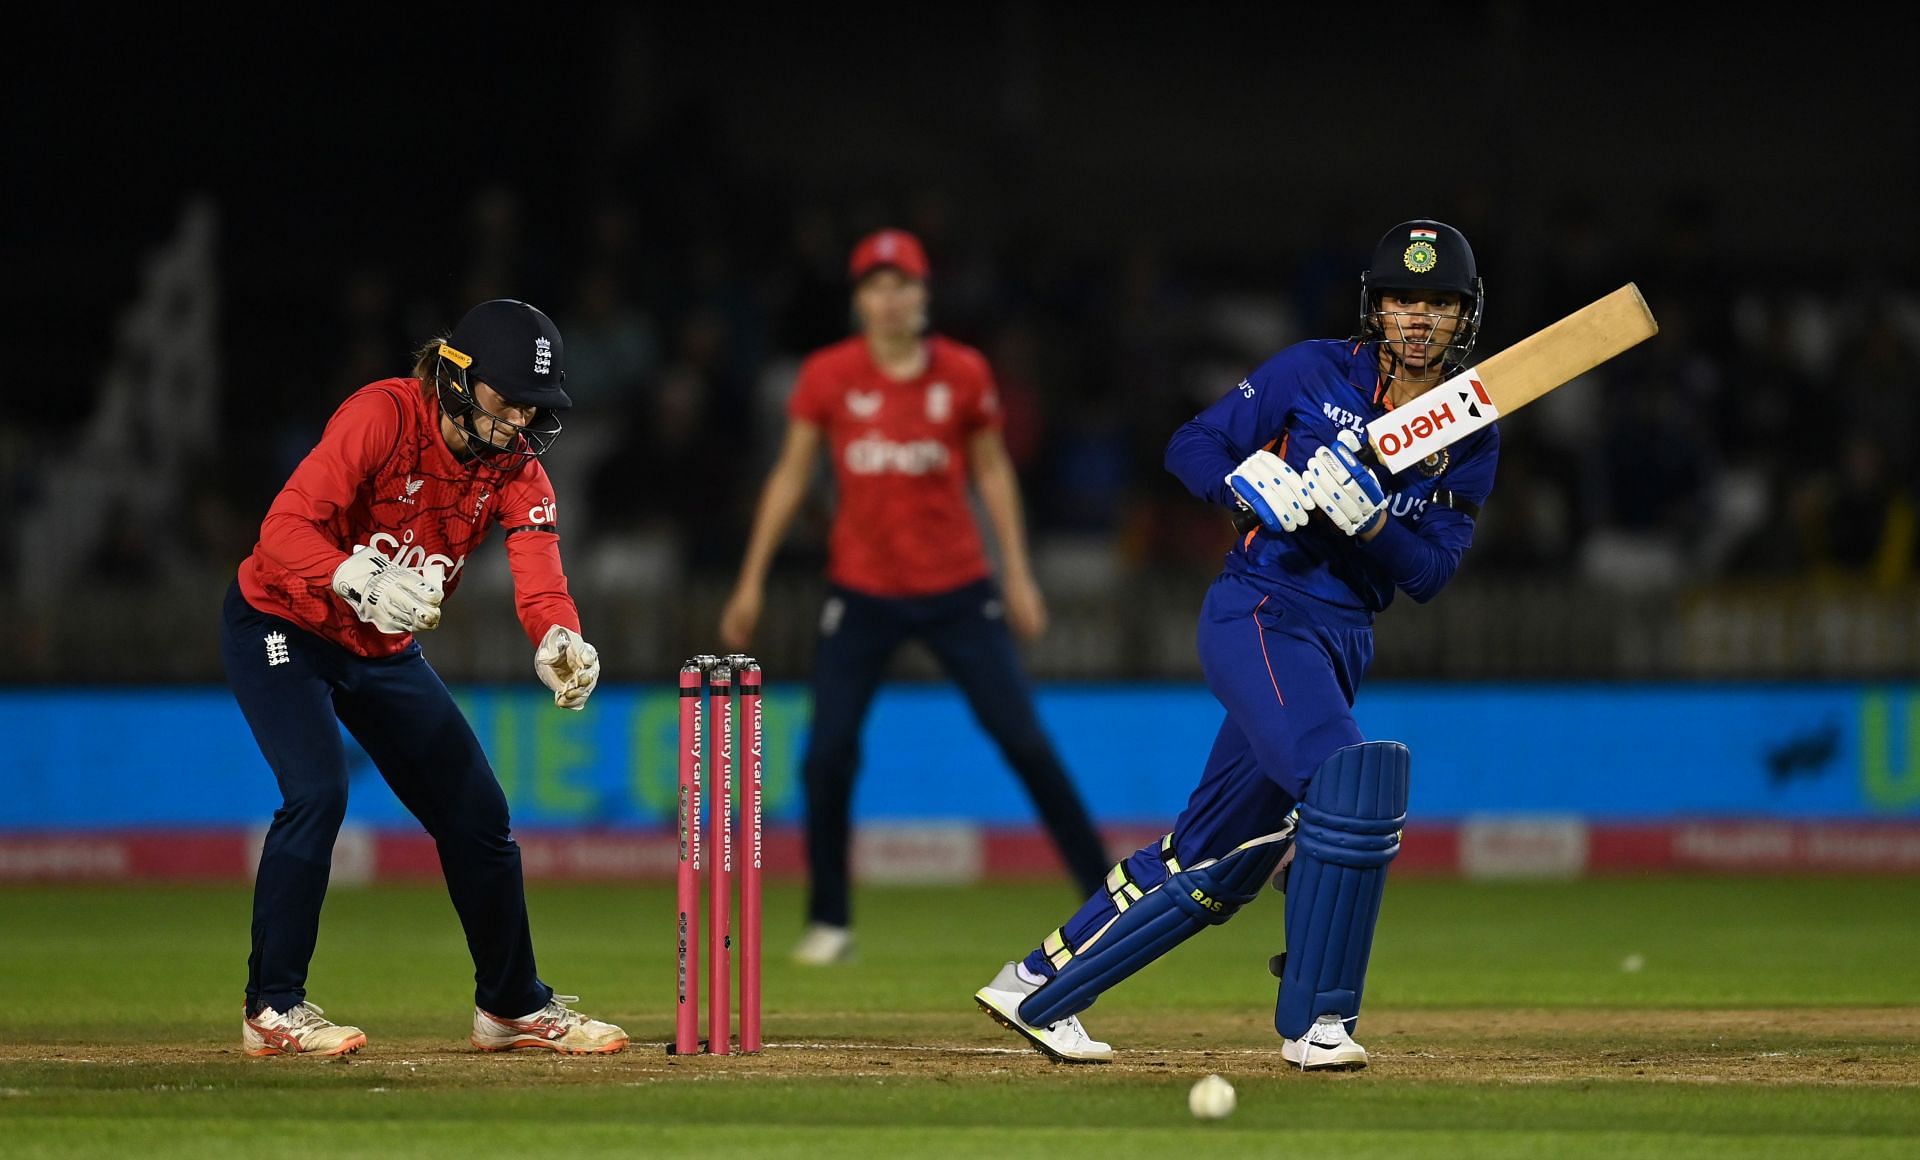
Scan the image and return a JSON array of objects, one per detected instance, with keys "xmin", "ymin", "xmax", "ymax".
[{"xmin": 1188, "ymin": 1072, "xmax": 1236, "ymax": 1120}]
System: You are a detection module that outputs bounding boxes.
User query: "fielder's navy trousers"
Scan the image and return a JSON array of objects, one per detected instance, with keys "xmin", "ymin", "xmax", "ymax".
[
  {"xmin": 801, "ymin": 578, "xmax": 1109, "ymax": 927},
  {"xmin": 220, "ymin": 579, "xmax": 551, "ymax": 1019}
]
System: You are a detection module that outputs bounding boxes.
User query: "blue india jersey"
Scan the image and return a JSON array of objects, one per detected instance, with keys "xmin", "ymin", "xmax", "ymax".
[{"xmin": 1165, "ymin": 339, "xmax": 1499, "ymax": 613}]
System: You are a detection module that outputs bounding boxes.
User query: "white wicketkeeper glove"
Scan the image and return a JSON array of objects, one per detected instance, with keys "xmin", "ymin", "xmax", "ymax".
[
  {"xmin": 534, "ymin": 624, "xmax": 601, "ymax": 710},
  {"xmin": 1226, "ymin": 449, "xmax": 1312, "ymax": 533},
  {"xmin": 1303, "ymin": 429, "xmax": 1387, "ymax": 536},
  {"xmin": 331, "ymin": 549, "xmax": 443, "ymax": 634}
]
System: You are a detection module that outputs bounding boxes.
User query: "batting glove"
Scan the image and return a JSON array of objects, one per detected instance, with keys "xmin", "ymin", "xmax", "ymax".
[
  {"xmin": 1226, "ymin": 449, "xmax": 1312, "ymax": 533},
  {"xmin": 535, "ymin": 624, "xmax": 601, "ymax": 710},
  {"xmin": 332, "ymin": 549, "xmax": 443, "ymax": 634},
  {"xmin": 1303, "ymin": 429, "xmax": 1387, "ymax": 536}
]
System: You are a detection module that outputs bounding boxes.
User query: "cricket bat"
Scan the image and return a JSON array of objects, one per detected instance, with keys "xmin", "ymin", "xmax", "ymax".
[{"xmin": 1231, "ymin": 282, "xmax": 1657, "ymax": 534}]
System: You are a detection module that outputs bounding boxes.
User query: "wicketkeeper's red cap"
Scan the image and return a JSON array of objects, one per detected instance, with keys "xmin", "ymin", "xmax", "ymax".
[{"xmin": 848, "ymin": 228, "xmax": 930, "ymax": 283}]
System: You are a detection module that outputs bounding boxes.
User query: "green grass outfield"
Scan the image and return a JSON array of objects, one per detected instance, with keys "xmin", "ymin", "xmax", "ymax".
[{"xmin": 3, "ymin": 876, "xmax": 1918, "ymax": 1157}]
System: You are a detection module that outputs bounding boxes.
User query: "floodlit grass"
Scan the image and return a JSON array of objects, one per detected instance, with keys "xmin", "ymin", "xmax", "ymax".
[{"xmin": 3, "ymin": 877, "xmax": 1918, "ymax": 1157}]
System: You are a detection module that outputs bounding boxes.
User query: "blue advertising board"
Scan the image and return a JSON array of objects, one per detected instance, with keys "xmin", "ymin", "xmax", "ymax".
[{"xmin": 2, "ymin": 683, "xmax": 1915, "ymax": 828}]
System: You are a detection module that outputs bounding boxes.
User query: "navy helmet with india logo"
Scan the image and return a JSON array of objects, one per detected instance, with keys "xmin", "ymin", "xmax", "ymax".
[
  {"xmin": 432, "ymin": 299, "xmax": 570, "ymax": 468},
  {"xmin": 1357, "ymin": 219, "xmax": 1484, "ymax": 373}
]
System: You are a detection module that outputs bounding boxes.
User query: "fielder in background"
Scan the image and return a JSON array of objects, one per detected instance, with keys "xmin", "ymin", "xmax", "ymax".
[
  {"xmin": 719, "ymin": 228, "xmax": 1110, "ymax": 966},
  {"xmin": 221, "ymin": 299, "xmax": 627, "ymax": 1057},
  {"xmin": 976, "ymin": 220, "xmax": 1498, "ymax": 1068}
]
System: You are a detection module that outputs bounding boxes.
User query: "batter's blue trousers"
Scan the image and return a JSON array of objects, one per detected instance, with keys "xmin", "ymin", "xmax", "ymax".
[
  {"xmin": 220, "ymin": 579, "xmax": 551, "ymax": 1019},
  {"xmin": 1022, "ymin": 571, "xmax": 1372, "ymax": 979}
]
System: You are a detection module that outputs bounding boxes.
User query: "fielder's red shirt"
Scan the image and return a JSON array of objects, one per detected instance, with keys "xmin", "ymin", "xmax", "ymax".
[
  {"xmin": 237, "ymin": 378, "xmax": 581, "ymax": 658},
  {"xmin": 789, "ymin": 335, "xmax": 1002, "ymax": 597}
]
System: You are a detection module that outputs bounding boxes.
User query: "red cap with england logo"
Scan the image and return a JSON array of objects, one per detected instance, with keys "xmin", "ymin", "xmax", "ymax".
[{"xmin": 848, "ymin": 228, "xmax": 930, "ymax": 282}]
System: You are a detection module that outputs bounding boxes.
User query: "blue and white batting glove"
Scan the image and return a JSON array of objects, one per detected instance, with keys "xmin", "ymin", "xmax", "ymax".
[
  {"xmin": 1226, "ymin": 449, "xmax": 1312, "ymax": 534},
  {"xmin": 1304, "ymin": 429, "xmax": 1387, "ymax": 536}
]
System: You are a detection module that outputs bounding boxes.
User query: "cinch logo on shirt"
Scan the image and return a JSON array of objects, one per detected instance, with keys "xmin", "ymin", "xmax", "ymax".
[
  {"xmin": 357, "ymin": 532, "xmax": 468, "ymax": 585},
  {"xmin": 844, "ymin": 435, "xmax": 951, "ymax": 476}
]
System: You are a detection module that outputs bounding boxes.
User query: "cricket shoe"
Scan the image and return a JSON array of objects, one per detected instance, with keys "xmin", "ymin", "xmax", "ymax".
[
  {"xmin": 973, "ymin": 960, "xmax": 1112, "ymax": 1064},
  {"xmin": 1282, "ymin": 1014, "xmax": 1369, "ymax": 1070},
  {"xmin": 243, "ymin": 1001, "xmax": 367, "ymax": 1058},
  {"xmin": 791, "ymin": 922, "xmax": 855, "ymax": 966},
  {"xmin": 471, "ymin": 994, "xmax": 630, "ymax": 1054}
]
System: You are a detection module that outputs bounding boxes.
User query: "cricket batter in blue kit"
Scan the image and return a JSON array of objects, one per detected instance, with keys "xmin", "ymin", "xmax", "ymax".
[{"xmin": 976, "ymin": 219, "xmax": 1498, "ymax": 1068}]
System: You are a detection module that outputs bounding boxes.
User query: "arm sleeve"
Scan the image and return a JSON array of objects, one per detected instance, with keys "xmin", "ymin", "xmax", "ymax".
[
  {"xmin": 256, "ymin": 388, "xmax": 402, "ymax": 584},
  {"xmin": 504, "ymin": 530, "xmax": 581, "ymax": 645},
  {"xmin": 1164, "ymin": 349, "xmax": 1307, "ymax": 507},
  {"xmin": 1354, "ymin": 511, "xmax": 1475, "ymax": 604},
  {"xmin": 1356, "ymin": 425, "xmax": 1499, "ymax": 603},
  {"xmin": 787, "ymin": 356, "xmax": 832, "ymax": 425},
  {"xmin": 499, "ymin": 463, "xmax": 581, "ymax": 646}
]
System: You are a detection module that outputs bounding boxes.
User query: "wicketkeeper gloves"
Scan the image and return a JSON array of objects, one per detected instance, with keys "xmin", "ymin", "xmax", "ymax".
[
  {"xmin": 534, "ymin": 624, "xmax": 601, "ymax": 710},
  {"xmin": 331, "ymin": 550, "xmax": 444, "ymax": 634}
]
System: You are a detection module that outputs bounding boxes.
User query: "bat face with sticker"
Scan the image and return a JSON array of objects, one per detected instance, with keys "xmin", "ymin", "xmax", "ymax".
[{"xmin": 1365, "ymin": 283, "xmax": 1657, "ymax": 474}]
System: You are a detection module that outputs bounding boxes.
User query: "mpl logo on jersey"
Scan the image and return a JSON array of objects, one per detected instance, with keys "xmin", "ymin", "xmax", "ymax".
[
  {"xmin": 359, "ymin": 529, "xmax": 467, "ymax": 585},
  {"xmin": 1320, "ymin": 402, "xmax": 1365, "ymax": 430},
  {"xmin": 844, "ymin": 435, "xmax": 950, "ymax": 476}
]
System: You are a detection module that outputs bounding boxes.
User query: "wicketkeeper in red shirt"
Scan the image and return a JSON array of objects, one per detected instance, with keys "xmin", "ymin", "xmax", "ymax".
[
  {"xmin": 220, "ymin": 299, "xmax": 627, "ymax": 1057},
  {"xmin": 719, "ymin": 229, "xmax": 1110, "ymax": 965}
]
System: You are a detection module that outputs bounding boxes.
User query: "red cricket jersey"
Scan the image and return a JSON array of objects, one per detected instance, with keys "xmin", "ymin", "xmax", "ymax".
[
  {"xmin": 788, "ymin": 335, "xmax": 1002, "ymax": 597},
  {"xmin": 237, "ymin": 378, "xmax": 581, "ymax": 658}
]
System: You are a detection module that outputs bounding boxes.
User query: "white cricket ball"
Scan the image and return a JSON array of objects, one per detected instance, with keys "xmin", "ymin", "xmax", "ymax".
[{"xmin": 1188, "ymin": 1073, "xmax": 1236, "ymax": 1120}]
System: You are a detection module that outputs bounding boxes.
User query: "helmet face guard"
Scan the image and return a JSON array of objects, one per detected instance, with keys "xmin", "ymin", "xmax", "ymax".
[
  {"xmin": 1358, "ymin": 273, "xmax": 1485, "ymax": 376},
  {"xmin": 433, "ymin": 342, "xmax": 562, "ymax": 471}
]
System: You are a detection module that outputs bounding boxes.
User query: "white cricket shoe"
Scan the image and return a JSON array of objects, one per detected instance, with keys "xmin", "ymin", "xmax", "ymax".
[
  {"xmin": 243, "ymin": 1001, "xmax": 367, "ymax": 1058},
  {"xmin": 791, "ymin": 922, "xmax": 855, "ymax": 966},
  {"xmin": 1282, "ymin": 1013, "xmax": 1370, "ymax": 1070},
  {"xmin": 471, "ymin": 994, "xmax": 630, "ymax": 1055},
  {"xmin": 973, "ymin": 960, "xmax": 1112, "ymax": 1064}
]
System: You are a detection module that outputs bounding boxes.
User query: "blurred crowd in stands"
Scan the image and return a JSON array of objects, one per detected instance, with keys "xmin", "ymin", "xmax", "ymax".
[{"xmin": 10, "ymin": 177, "xmax": 1919, "ymax": 608}]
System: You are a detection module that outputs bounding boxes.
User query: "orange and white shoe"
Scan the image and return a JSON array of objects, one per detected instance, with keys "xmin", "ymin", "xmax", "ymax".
[
  {"xmin": 243, "ymin": 1001, "xmax": 367, "ymax": 1058},
  {"xmin": 471, "ymin": 994, "xmax": 629, "ymax": 1054}
]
